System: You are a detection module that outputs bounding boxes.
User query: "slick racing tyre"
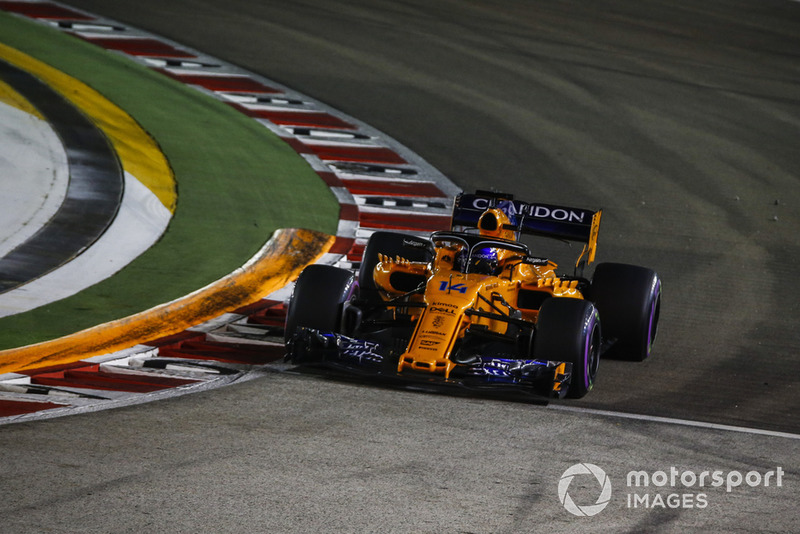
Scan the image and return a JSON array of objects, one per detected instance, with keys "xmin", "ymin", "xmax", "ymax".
[
  {"xmin": 357, "ymin": 231, "xmax": 433, "ymax": 302},
  {"xmin": 284, "ymin": 264, "xmax": 356, "ymax": 343},
  {"xmin": 589, "ymin": 263, "xmax": 661, "ymax": 361},
  {"xmin": 534, "ymin": 298, "xmax": 601, "ymax": 399}
]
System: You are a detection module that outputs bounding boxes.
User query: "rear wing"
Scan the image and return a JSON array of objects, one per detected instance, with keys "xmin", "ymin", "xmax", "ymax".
[{"xmin": 451, "ymin": 191, "xmax": 602, "ymax": 270}]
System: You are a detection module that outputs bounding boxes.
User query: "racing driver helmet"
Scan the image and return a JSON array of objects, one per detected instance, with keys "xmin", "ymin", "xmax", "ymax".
[{"xmin": 469, "ymin": 247, "xmax": 500, "ymax": 275}]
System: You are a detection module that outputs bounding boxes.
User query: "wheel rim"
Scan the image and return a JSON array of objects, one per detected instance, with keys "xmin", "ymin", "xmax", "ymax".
[
  {"xmin": 645, "ymin": 281, "xmax": 662, "ymax": 356},
  {"xmin": 590, "ymin": 325, "xmax": 600, "ymax": 380},
  {"xmin": 583, "ymin": 312, "xmax": 600, "ymax": 389}
]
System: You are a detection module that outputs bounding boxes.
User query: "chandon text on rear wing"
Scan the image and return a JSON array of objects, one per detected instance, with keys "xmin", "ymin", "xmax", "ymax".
[{"xmin": 450, "ymin": 190, "xmax": 602, "ymax": 270}]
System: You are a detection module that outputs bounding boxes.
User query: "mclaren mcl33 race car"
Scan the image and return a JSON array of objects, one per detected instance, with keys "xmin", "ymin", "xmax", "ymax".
[{"xmin": 284, "ymin": 191, "xmax": 661, "ymax": 399}]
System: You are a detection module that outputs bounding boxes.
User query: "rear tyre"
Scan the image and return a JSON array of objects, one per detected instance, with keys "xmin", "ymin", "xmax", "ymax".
[
  {"xmin": 284, "ymin": 264, "xmax": 356, "ymax": 343},
  {"xmin": 533, "ymin": 298, "xmax": 601, "ymax": 399},
  {"xmin": 589, "ymin": 263, "xmax": 661, "ymax": 361}
]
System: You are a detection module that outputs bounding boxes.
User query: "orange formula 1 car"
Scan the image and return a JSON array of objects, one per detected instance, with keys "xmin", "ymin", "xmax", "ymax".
[{"xmin": 285, "ymin": 191, "xmax": 661, "ymax": 399}]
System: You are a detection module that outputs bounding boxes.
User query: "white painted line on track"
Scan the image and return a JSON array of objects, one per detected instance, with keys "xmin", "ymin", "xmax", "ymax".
[
  {"xmin": 549, "ymin": 403, "xmax": 800, "ymax": 440},
  {"xmin": 0, "ymin": 172, "xmax": 170, "ymax": 317},
  {"xmin": 0, "ymin": 100, "xmax": 68, "ymax": 258}
]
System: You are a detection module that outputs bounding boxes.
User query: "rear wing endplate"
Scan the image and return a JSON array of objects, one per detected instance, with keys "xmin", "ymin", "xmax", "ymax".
[{"xmin": 451, "ymin": 191, "xmax": 602, "ymax": 270}]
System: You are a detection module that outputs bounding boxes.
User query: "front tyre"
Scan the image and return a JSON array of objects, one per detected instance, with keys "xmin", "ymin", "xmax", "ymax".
[
  {"xmin": 284, "ymin": 264, "xmax": 356, "ymax": 343},
  {"xmin": 357, "ymin": 231, "xmax": 433, "ymax": 303},
  {"xmin": 533, "ymin": 298, "xmax": 601, "ymax": 399}
]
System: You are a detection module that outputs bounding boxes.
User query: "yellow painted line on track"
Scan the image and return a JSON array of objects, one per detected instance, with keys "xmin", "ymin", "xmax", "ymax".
[
  {"xmin": 0, "ymin": 42, "xmax": 176, "ymax": 212},
  {"xmin": 0, "ymin": 77, "xmax": 43, "ymax": 119},
  {"xmin": 0, "ymin": 229, "xmax": 334, "ymax": 374}
]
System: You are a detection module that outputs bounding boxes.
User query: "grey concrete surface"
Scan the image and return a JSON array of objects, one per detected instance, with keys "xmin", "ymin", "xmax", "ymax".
[
  {"xmin": 0, "ymin": 374, "xmax": 800, "ymax": 533},
  {"xmin": 1, "ymin": 373, "xmax": 798, "ymax": 533}
]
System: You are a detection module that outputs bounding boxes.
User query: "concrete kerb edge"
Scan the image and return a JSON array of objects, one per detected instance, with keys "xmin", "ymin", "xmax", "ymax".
[{"xmin": 0, "ymin": 228, "xmax": 335, "ymax": 375}]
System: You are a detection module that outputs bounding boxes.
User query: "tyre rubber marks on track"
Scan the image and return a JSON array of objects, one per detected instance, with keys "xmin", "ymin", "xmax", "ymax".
[{"xmin": 0, "ymin": 0, "xmax": 458, "ymax": 421}]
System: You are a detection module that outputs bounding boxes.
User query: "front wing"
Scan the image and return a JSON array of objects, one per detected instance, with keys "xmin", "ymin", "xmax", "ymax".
[{"xmin": 286, "ymin": 328, "xmax": 573, "ymax": 399}]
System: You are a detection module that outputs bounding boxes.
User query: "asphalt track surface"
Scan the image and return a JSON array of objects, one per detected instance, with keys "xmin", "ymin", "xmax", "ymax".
[{"xmin": 2, "ymin": 1, "xmax": 799, "ymax": 532}]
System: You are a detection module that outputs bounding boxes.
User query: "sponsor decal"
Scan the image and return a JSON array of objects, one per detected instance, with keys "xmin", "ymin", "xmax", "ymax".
[
  {"xmin": 402, "ymin": 238, "xmax": 427, "ymax": 249},
  {"xmin": 420, "ymin": 330, "xmax": 446, "ymax": 337},
  {"xmin": 339, "ymin": 338, "xmax": 383, "ymax": 365},
  {"xmin": 527, "ymin": 257, "xmax": 550, "ymax": 266},
  {"xmin": 468, "ymin": 197, "xmax": 588, "ymax": 224},
  {"xmin": 529, "ymin": 206, "xmax": 587, "ymax": 223}
]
